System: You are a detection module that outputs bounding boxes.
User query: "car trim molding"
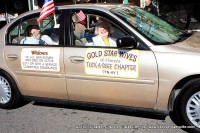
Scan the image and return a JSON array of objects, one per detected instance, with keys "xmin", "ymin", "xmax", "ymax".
[
  {"xmin": 65, "ymin": 75, "xmax": 155, "ymax": 84},
  {"xmin": 15, "ymin": 71, "xmax": 65, "ymax": 78},
  {"xmin": 14, "ymin": 72, "xmax": 155, "ymax": 84}
]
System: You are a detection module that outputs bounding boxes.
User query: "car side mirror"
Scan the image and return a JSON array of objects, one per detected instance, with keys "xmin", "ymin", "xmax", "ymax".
[{"xmin": 116, "ymin": 36, "xmax": 137, "ymax": 49}]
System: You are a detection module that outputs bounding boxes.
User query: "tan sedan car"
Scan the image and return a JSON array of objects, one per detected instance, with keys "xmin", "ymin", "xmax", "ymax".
[{"xmin": 0, "ymin": 4, "xmax": 200, "ymax": 132}]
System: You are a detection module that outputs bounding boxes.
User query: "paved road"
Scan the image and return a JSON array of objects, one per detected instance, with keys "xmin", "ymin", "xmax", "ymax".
[{"xmin": 0, "ymin": 102, "xmax": 186, "ymax": 133}]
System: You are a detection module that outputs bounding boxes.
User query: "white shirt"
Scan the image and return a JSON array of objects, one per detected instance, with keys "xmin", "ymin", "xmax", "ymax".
[
  {"xmin": 86, "ymin": 35, "xmax": 116, "ymax": 47},
  {"xmin": 41, "ymin": 35, "xmax": 58, "ymax": 45},
  {"xmin": 20, "ymin": 35, "xmax": 57, "ymax": 45}
]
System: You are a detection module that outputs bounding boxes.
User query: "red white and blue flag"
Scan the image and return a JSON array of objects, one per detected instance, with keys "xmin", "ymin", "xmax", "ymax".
[
  {"xmin": 76, "ymin": 10, "xmax": 86, "ymax": 22},
  {"xmin": 38, "ymin": 0, "xmax": 55, "ymax": 22}
]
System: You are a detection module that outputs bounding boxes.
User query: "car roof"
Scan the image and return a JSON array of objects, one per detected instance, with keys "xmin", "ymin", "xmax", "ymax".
[
  {"xmin": 23, "ymin": 4, "xmax": 120, "ymax": 15},
  {"xmin": 0, "ymin": 4, "xmax": 124, "ymax": 34},
  {"xmin": 7, "ymin": 4, "xmax": 125, "ymax": 26},
  {"xmin": 58, "ymin": 3, "xmax": 120, "ymax": 10},
  {"xmin": 11, "ymin": 4, "xmax": 121, "ymax": 22}
]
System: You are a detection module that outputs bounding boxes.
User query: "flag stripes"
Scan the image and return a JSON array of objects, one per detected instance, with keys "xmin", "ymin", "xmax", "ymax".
[
  {"xmin": 38, "ymin": 0, "xmax": 55, "ymax": 22},
  {"xmin": 76, "ymin": 10, "xmax": 86, "ymax": 22}
]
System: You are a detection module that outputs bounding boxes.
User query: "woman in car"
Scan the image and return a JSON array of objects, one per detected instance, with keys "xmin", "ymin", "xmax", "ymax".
[
  {"xmin": 20, "ymin": 25, "xmax": 56, "ymax": 45},
  {"xmin": 91, "ymin": 21, "xmax": 116, "ymax": 47}
]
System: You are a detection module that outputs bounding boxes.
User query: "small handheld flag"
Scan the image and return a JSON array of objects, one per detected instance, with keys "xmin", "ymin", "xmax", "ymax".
[
  {"xmin": 76, "ymin": 10, "xmax": 86, "ymax": 22},
  {"xmin": 38, "ymin": 0, "xmax": 55, "ymax": 23}
]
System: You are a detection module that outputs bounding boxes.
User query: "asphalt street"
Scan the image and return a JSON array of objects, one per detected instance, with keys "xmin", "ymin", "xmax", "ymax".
[{"xmin": 0, "ymin": 102, "xmax": 187, "ymax": 133}]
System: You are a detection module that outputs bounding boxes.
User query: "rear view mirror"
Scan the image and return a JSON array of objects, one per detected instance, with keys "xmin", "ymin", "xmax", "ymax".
[{"xmin": 116, "ymin": 36, "xmax": 137, "ymax": 49}]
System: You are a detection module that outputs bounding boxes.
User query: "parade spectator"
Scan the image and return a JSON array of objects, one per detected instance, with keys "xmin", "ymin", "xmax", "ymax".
[
  {"xmin": 128, "ymin": 0, "xmax": 134, "ymax": 5},
  {"xmin": 144, "ymin": 0, "xmax": 158, "ymax": 16}
]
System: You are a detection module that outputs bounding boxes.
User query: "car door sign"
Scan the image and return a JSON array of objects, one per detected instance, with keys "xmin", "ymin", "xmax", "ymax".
[
  {"xmin": 85, "ymin": 48, "xmax": 139, "ymax": 78},
  {"xmin": 21, "ymin": 48, "xmax": 60, "ymax": 72}
]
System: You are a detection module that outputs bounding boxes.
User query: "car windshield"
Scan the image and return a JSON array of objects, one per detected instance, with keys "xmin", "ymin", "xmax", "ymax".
[{"xmin": 110, "ymin": 6, "xmax": 188, "ymax": 45}]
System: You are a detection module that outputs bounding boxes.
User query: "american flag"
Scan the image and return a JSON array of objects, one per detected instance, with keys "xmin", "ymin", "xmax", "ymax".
[
  {"xmin": 76, "ymin": 10, "xmax": 86, "ymax": 22},
  {"xmin": 38, "ymin": 0, "xmax": 55, "ymax": 22}
]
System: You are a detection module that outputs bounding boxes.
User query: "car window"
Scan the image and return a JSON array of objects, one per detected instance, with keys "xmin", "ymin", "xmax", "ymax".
[
  {"xmin": 71, "ymin": 10, "xmax": 127, "ymax": 47},
  {"xmin": 7, "ymin": 13, "xmax": 61, "ymax": 45},
  {"xmin": 110, "ymin": 6, "xmax": 186, "ymax": 45}
]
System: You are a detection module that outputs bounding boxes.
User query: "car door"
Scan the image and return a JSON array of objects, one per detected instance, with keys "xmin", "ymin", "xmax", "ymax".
[
  {"xmin": 64, "ymin": 9, "xmax": 158, "ymax": 108},
  {"xmin": 4, "ymin": 11, "xmax": 68, "ymax": 100}
]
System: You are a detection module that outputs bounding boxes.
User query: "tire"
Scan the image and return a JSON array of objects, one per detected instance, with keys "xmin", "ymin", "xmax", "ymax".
[
  {"xmin": 169, "ymin": 111, "xmax": 182, "ymax": 127},
  {"xmin": 175, "ymin": 80, "xmax": 200, "ymax": 133},
  {"xmin": 0, "ymin": 70, "xmax": 21, "ymax": 109}
]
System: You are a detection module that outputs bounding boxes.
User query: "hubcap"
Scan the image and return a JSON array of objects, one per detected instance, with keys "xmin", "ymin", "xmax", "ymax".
[
  {"xmin": 186, "ymin": 91, "xmax": 200, "ymax": 128},
  {"xmin": 0, "ymin": 76, "xmax": 11, "ymax": 104}
]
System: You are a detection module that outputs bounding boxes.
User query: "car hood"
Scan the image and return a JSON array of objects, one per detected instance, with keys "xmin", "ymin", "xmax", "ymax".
[
  {"xmin": 151, "ymin": 32, "xmax": 200, "ymax": 55},
  {"xmin": 176, "ymin": 31, "xmax": 200, "ymax": 48}
]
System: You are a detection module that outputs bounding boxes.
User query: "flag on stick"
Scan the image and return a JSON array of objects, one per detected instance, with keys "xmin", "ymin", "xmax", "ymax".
[
  {"xmin": 38, "ymin": 0, "xmax": 55, "ymax": 23},
  {"xmin": 76, "ymin": 10, "xmax": 86, "ymax": 22}
]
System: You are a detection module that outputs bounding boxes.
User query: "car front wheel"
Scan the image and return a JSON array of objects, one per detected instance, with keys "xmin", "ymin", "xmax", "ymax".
[
  {"xmin": 175, "ymin": 80, "xmax": 200, "ymax": 133},
  {"xmin": 0, "ymin": 70, "xmax": 21, "ymax": 109}
]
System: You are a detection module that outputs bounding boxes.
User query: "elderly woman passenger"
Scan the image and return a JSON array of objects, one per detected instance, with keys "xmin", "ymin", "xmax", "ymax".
[
  {"xmin": 20, "ymin": 25, "xmax": 57, "ymax": 45},
  {"xmin": 91, "ymin": 21, "xmax": 116, "ymax": 47}
]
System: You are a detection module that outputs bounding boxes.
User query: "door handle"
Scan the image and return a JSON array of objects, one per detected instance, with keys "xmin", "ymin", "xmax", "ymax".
[
  {"xmin": 69, "ymin": 56, "xmax": 84, "ymax": 63},
  {"xmin": 6, "ymin": 54, "xmax": 18, "ymax": 61}
]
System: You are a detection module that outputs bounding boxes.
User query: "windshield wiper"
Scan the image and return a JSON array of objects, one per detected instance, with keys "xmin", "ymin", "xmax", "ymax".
[
  {"xmin": 173, "ymin": 32, "xmax": 192, "ymax": 44},
  {"xmin": 188, "ymin": 29, "xmax": 200, "ymax": 32}
]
